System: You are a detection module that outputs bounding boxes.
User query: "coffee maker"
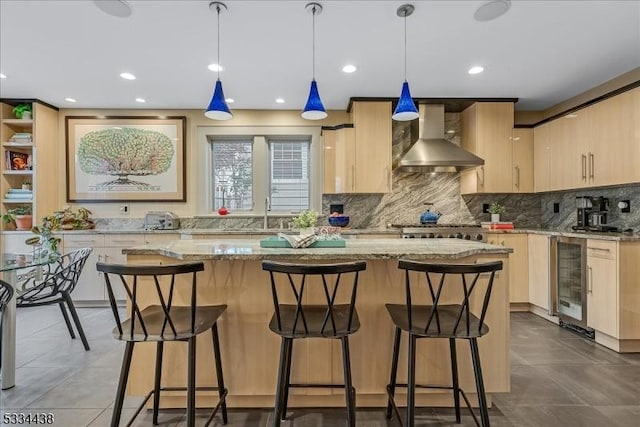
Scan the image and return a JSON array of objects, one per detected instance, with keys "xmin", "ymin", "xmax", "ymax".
[{"xmin": 574, "ymin": 196, "xmax": 616, "ymax": 231}]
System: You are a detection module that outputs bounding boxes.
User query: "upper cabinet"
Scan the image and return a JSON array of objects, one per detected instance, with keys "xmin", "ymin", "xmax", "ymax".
[
  {"xmin": 460, "ymin": 102, "xmax": 515, "ymax": 194},
  {"xmin": 1, "ymin": 101, "xmax": 58, "ymax": 229},
  {"xmin": 511, "ymin": 128, "xmax": 534, "ymax": 193},
  {"xmin": 533, "ymin": 86, "xmax": 639, "ymax": 192},
  {"xmin": 323, "ymin": 101, "xmax": 392, "ymax": 194}
]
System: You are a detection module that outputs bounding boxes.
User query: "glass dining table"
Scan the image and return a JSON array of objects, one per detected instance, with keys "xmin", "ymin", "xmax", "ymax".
[{"xmin": 1, "ymin": 253, "xmax": 58, "ymax": 390}]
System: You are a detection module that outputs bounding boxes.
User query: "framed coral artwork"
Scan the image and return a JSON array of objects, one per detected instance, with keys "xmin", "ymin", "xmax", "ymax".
[{"xmin": 65, "ymin": 116, "xmax": 186, "ymax": 202}]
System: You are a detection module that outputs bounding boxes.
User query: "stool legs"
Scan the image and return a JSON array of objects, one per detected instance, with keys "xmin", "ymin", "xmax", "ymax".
[
  {"xmin": 470, "ymin": 338, "xmax": 490, "ymax": 427},
  {"xmin": 187, "ymin": 336, "xmax": 196, "ymax": 427},
  {"xmin": 386, "ymin": 327, "xmax": 402, "ymax": 419},
  {"xmin": 341, "ymin": 336, "xmax": 356, "ymax": 427},
  {"xmin": 211, "ymin": 323, "xmax": 228, "ymax": 424},
  {"xmin": 272, "ymin": 337, "xmax": 289, "ymax": 427},
  {"xmin": 406, "ymin": 334, "xmax": 417, "ymax": 427},
  {"xmin": 449, "ymin": 338, "xmax": 461, "ymax": 423},
  {"xmin": 280, "ymin": 338, "xmax": 293, "ymax": 420},
  {"xmin": 152, "ymin": 342, "xmax": 164, "ymax": 425},
  {"xmin": 111, "ymin": 341, "xmax": 135, "ymax": 427}
]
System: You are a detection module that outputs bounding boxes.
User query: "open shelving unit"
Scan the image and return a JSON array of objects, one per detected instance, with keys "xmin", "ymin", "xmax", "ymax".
[{"xmin": 1, "ymin": 100, "xmax": 59, "ymax": 230}]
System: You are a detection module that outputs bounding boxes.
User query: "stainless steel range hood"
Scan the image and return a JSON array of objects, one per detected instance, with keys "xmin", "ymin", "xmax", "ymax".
[{"xmin": 396, "ymin": 104, "xmax": 484, "ymax": 173}]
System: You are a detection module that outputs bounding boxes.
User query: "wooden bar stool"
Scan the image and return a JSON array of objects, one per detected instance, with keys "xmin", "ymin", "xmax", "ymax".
[
  {"xmin": 262, "ymin": 260, "xmax": 367, "ymax": 427},
  {"xmin": 97, "ymin": 262, "xmax": 228, "ymax": 427},
  {"xmin": 385, "ymin": 260, "xmax": 503, "ymax": 427}
]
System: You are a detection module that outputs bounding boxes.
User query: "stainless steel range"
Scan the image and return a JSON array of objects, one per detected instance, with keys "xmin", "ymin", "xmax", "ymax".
[{"xmin": 394, "ymin": 224, "xmax": 486, "ymax": 242}]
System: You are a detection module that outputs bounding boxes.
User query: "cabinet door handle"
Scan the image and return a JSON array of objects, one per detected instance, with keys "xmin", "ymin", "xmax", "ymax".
[
  {"xmin": 514, "ymin": 165, "xmax": 520, "ymax": 190},
  {"xmin": 581, "ymin": 154, "xmax": 587, "ymax": 180},
  {"xmin": 110, "ymin": 239, "xmax": 138, "ymax": 244},
  {"xmin": 589, "ymin": 152, "xmax": 594, "ymax": 179},
  {"xmin": 477, "ymin": 166, "xmax": 485, "ymax": 186},
  {"xmin": 588, "ymin": 266, "xmax": 593, "ymax": 293},
  {"xmin": 385, "ymin": 166, "xmax": 390, "ymax": 190},
  {"xmin": 68, "ymin": 240, "xmax": 97, "ymax": 245},
  {"xmin": 587, "ymin": 246, "xmax": 610, "ymax": 252}
]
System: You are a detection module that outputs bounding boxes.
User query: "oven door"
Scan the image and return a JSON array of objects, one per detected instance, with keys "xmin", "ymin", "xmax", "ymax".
[{"xmin": 550, "ymin": 237, "xmax": 588, "ymax": 328}]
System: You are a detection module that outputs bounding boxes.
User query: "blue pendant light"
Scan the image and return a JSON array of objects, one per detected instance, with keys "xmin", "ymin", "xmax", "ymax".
[
  {"xmin": 301, "ymin": 3, "xmax": 327, "ymax": 120},
  {"xmin": 392, "ymin": 4, "xmax": 419, "ymax": 122},
  {"xmin": 205, "ymin": 2, "xmax": 232, "ymax": 120}
]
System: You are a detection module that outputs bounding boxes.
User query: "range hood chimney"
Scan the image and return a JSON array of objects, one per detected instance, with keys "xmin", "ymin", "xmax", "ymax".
[{"xmin": 396, "ymin": 104, "xmax": 484, "ymax": 173}]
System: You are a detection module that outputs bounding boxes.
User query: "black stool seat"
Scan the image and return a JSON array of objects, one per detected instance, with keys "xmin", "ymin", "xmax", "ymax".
[
  {"xmin": 385, "ymin": 259, "xmax": 503, "ymax": 427},
  {"xmin": 269, "ymin": 304, "xmax": 360, "ymax": 338},
  {"xmin": 115, "ymin": 304, "xmax": 227, "ymax": 341},
  {"xmin": 262, "ymin": 260, "xmax": 367, "ymax": 427},
  {"xmin": 385, "ymin": 304, "xmax": 489, "ymax": 339},
  {"xmin": 97, "ymin": 261, "xmax": 228, "ymax": 427}
]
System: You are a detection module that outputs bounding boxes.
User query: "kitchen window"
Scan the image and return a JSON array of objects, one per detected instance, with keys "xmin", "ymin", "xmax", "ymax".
[{"xmin": 209, "ymin": 134, "xmax": 314, "ymax": 214}]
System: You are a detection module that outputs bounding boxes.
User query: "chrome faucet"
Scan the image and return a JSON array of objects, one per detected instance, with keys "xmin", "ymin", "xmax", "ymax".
[{"xmin": 263, "ymin": 197, "xmax": 271, "ymax": 229}]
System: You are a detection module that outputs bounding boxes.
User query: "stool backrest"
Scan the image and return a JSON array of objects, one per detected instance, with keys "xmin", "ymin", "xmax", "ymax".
[
  {"xmin": 397, "ymin": 260, "xmax": 503, "ymax": 336},
  {"xmin": 18, "ymin": 248, "xmax": 92, "ymax": 303},
  {"xmin": 0, "ymin": 279, "xmax": 14, "ymax": 314},
  {"xmin": 96, "ymin": 262, "xmax": 204, "ymax": 340},
  {"xmin": 262, "ymin": 260, "xmax": 366, "ymax": 336}
]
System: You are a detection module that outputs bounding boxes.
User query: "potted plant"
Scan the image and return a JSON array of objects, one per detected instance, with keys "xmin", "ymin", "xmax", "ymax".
[
  {"xmin": 291, "ymin": 209, "xmax": 318, "ymax": 235},
  {"xmin": 22, "ymin": 180, "xmax": 32, "ymax": 191},
  {"xmin": 12, "ymin": 103, "xmax": 32, "ymax": 120},
  {"xmin": 488, "ymin": 202, "xmax": 506, "ymax": 223},
  {"xmin": 28, "ymin": 214, "xmax": 62, "ymax": 260},
  {"xmin": 2, "ymin": 205, "xmax": 33, "ymax": 230}
]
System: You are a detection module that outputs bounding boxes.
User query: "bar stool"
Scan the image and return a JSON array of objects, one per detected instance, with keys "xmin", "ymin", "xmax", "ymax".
[
  {"xmin": 97, "ymin": 262, "xmax": 228, "ymax": 427},
  {"xmin": 385, "ymin": 260, "xmax": 503, "ymax": 427},
  {"xmin": 262, "ymin": 260, "xmax": 367, "ymax": 427}
]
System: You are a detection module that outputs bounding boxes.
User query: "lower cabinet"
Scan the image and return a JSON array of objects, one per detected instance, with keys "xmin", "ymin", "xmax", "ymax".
[
  {"xmin": 586, "ymin": 239, "xmax": 618, "ymax": 337},
  {"xmin": 63, "ymin": 234, "xmax": 106, "ymax": 303},
  {"xmin": 528, "ymin": 234, "xmax": 550, "ymax": 312},
  {"xmin": 487, "ymin": 233, "xmax": 529, "ymax": 304}
]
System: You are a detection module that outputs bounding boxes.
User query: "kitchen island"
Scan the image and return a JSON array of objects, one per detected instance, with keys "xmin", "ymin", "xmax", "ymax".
[{"xmin": 122, "ymin": 238, "xmax": 512, "ymax": 409}]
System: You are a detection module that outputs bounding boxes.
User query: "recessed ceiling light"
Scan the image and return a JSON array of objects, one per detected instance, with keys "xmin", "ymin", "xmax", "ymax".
[
  {"xmin": 119, "ymin": 72, "xmax": 136, "ymax": 80},
  {"xmin": 342, "ymin": 64, "xmax": 357, "ymax": 73},
  {"xmin": 0, "ymin": 73, "xmax": 6, "ymax": 79},
  {"xmin": 474, "ymin": 0, "xmax": 511, "ymax": 22},
  {"xmin": 65, "ymin": 97, "xmax": 77, "ymax": 103},
  {"xmin": 93, "ymin": 0, "xmax": 132, "ymax": 18},
  {"xmin": 208, "ymin": 63, "xmax": 224, "ymax": 72},
  {"xmin": 225, "ymin": 98, "xmax": 234, "ymax": 103},
  {"xmin": 468, "ymin": 66, "xmax": 485, "ymax": 75},
  {"xmin": 135, "ymin": 98, "xmax": 146, "ymax": 103},
  {"xmin": 276, "ymin": 98, "xmax": 285, "ymax": 104}
]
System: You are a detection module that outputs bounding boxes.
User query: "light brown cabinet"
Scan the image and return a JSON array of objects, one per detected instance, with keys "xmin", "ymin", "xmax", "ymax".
[
  {"xmin": 586, "ymin": 239, "xmax": 618, "ymax": 338},
  {"xmin": 533, "ymin": 87, "xmax": 639, "ymax": 192},
  {"xmin": 460, "ymin": 102, "xmax": 515, "ymax": 194},
  {"xmin": 511, "ymin": 128, "xmax": 533, "ymax": 192},
  {"xmin": 487, "ymin": 233, "xmax": 529, "ymax": 303},
  {"xmin": 533, "ymin": 122, "xmax": 551, "ymax": 192},
  {"xmin": 1, "ymin": 101, "xmax": 58, "ymax": 229},
  {"xmin": 528, "ymin": 234, "xmax": 550, "ymax": 311},
  {"xmin": 323, "ymin": 102, "xmax": 391, "ymax": 194}
]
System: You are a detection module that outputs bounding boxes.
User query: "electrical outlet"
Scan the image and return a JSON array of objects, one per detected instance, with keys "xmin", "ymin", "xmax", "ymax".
[
  {"xmin": 553, "ymin": 203, "xmax": 560, "ymax": 213},
  {"xmin": 120, "ymin": 204, "xmax": 130, "ymax": 215},
  {"xmin": 482, "ymin": 203, "xmax": 490, "ymax": 213}
]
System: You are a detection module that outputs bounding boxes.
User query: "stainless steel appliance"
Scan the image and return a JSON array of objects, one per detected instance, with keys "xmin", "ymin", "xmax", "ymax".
[
  {"xmin": 550, "ymin": 236, "xmax": 593, "ymax": 335},
  {"xmin": 396, "ymin": 224, "xmax": 486, "ymax": 242},
  {"xmin": 144, "ymin": 211, "xmax": 179, "ymax": 230}
]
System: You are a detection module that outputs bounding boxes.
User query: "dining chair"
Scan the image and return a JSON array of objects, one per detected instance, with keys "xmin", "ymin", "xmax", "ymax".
[{"xmin": 16, "ymin": 248, "xmax": 93, "ymax": 350}]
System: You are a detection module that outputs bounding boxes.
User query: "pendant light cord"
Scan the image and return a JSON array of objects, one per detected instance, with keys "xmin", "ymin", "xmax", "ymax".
[
  {"xmin": 403, "ymin": 10, "xmax": 407, "ymax": 82},
  {"xmin": 312, "ymin": 5, "xmax": 316, "ymax": 80},
  {"xmin": 216, "ymin": 4, "xmax": 221, "ymax": 80}
]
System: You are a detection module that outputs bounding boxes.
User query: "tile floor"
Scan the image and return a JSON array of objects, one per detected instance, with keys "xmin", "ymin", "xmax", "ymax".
[{"xmin": 1, "ymin": 307, "xmax": 639, "ymax": 426}]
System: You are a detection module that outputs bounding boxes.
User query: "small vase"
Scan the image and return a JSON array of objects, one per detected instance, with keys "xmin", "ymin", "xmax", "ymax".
[
  {"xmin": 21, "ymin": 111, "xmax": 32, "ymax": 120},
  {"xmin": 491, "ymin": 214, "xmax": 500, "ymax": 223},
  {"xmin": 298, "ymin": 227, "xmax": 315, "ymax": 236}
]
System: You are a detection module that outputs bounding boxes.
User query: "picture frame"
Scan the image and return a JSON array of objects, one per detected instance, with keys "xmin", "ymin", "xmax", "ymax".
[{"xmin": 65, "ymin": 116, "xmax": 186, "ymax": 202}]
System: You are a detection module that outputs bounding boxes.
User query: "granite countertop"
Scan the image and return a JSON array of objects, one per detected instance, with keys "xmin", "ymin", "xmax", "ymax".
[
  {"xmin": 484, "ymin": 228, "xmax": 640, "ymax": 242},
  {"xmin": 122, "ymin": 238, "xmax": 512, "ymax": 261}
]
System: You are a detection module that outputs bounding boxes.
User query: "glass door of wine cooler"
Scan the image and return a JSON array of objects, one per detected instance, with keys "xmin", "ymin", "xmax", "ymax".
[{"xmin": 552, "ymin": 237, "xmax": 587, "ymax": 327}]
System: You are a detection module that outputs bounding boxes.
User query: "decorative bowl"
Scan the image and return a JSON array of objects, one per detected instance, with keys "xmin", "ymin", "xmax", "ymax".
[{"xmin": 328, "ymin": 215, "xmax": 350, "ymax": 227}]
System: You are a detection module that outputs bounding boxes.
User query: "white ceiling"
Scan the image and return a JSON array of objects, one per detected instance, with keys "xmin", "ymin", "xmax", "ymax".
[{"xmin": 1, "ymin": 0, "xmax": 639, "ymax": 112}]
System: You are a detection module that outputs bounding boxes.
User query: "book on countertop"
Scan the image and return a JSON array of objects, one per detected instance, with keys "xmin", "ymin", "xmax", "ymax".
[{"xmin": 481, "ymin": 221, "xmax": 514, "ymax": 230}]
